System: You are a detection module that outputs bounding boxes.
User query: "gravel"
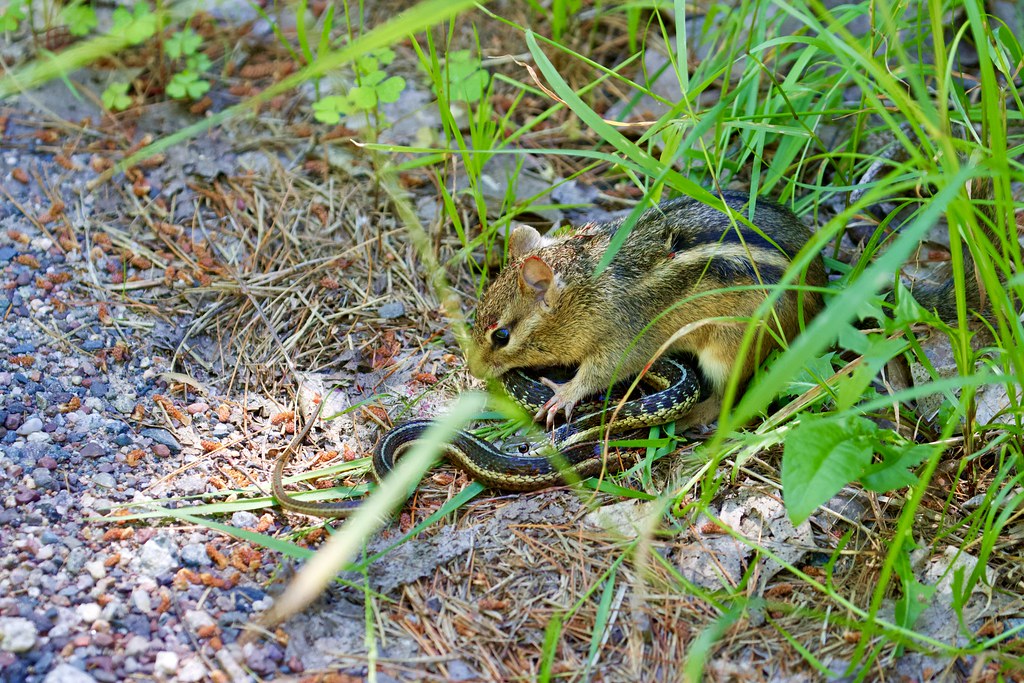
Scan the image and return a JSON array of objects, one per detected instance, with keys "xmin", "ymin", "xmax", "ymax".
[{"xmin": 0, "ymin": 71, "xmax": 337, "ymax": 682}]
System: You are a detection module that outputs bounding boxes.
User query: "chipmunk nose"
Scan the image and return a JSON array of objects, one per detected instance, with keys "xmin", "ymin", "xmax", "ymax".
[{"xmin": 465, "ymin": 349, "xmax": 490, "ymax": 379}]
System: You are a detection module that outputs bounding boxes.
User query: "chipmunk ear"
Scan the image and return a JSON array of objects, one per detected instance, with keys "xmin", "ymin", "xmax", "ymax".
[
  {"xmin": 519, "ymin": 255, "xmax": 559, "ymax": 308},
  {"xmin": 508, "ymin": 225, "xmax": 547, "ymax": 258}
]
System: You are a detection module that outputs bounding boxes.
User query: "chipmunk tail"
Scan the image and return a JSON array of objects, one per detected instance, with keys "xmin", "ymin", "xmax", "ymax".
[{"xmin": 899, "ymin": 173, "xmax": 1002, "ymax": 324}]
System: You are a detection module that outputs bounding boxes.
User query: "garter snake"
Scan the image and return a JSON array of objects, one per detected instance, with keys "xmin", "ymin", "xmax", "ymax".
[{"xmin": 271, "ymin": 357, "xmax": 705, "ymax": 517}]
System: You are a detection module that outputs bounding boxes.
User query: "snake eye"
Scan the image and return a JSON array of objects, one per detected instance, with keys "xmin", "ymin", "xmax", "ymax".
[
  {"xmin": 492, "ymin": 327, "xmax": 511, "ymax": 348},
  {"xmin": 517, "ymin": 442, "xmax": 531, "ymax": 454}
]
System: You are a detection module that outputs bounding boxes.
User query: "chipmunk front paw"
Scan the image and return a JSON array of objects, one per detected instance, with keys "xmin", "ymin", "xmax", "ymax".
[{"xmin": 535, "ymin": 376, "xmax": 582, "ymax": 430}]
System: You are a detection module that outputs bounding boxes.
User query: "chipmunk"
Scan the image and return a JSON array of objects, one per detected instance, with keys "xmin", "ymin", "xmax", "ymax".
[{"xmin": 468, "ymin": 191, "xmax": 828, "ymax": 429}]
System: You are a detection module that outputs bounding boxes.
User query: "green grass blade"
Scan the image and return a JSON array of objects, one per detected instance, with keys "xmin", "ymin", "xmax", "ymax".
[
  {"xmin": 586, "ymin": 573, "xmax": 618, "ymax": 667},
  {"xmin": 685, "ymin": 603, "xmax": 747, "ymax": 681},
  {"xmin": 538, "ymin": 612, "xmax": 563, "ymax": 683},
  {"xmin": 0, "ymin": 33, "xmax": 143, "ymax": 99}
]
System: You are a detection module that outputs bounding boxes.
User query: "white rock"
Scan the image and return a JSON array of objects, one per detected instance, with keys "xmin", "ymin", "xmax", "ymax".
[
  {"xmin": 131, "ymin": 587, "xmax": 152, "ymax": 613},
  {"xmin": 251, "ymin": 597, "xmax": 273, "ymax": 612},
  {"xmin": 43, "ymin": 663, "xmax": 97, "ymax": 683},
  {"xmin": 154, "ymin": 650, "xmax": 179, "ymax": 676},
  {"xmin": 83, "ymin": 560, "xmax": 106, "ymax": 580},
  {"xmin": 16, "ymin": 417, "xmax": 43, "ymax": 436},
  {"xmin": 134, "ymin": 536, "xmax": 180, "ymax": 577},
  {"xmin": 177, "ymin": 657, "xmax": 207, "ymax": 682},
  {"xmin": 583, "ymin": 500, "xmax": 658, "ymax": 538},
  {"xmin": 75, "ymin": 603, "xmax": 101, "ymax": 624},
  {"xmin": 124, "ymin": 635, "xmax": 150, "ymax": 656},
  {"xmin": 921, "ymin": 546, "xmax": 995, "ymax": 596},
  {"xmin": 183, "ymin": 610, "xmax": 215, "ymax": 630},
  {"xmin": 0, "ymin": 616, "xmax": 37, "ymax": 652}
]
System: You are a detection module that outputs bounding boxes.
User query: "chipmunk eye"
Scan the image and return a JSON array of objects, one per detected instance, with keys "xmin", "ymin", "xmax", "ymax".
[{"xmin": 492, "ymin": 327, "xmax": 511, "ymax": 347}]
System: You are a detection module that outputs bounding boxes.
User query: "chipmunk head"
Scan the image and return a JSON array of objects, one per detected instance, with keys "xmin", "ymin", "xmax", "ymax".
[{"xmin": 467, "ymin": 225, "xmax": 565, "ymax": 379}]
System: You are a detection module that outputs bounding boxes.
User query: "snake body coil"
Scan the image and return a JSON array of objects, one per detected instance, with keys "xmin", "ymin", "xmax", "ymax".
[
  {"xmin": 375, "ymin": 357, "xmax": 704, "ymax": 491},
  {"xmin": 273, "ymin": 357, "xmax": 704, "ymax": 516}
]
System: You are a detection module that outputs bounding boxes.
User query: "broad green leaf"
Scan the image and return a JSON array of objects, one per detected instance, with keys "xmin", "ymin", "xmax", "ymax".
[
  {"xmin": 779, "ymin": 352, "xmax": 835, "ymax": 398},
  {"xmin": 861, "ymin": 444, "xmax": 931, "ymax": 492},
  {"xmin": 837, "ymin": 323, "xmax": 871, "ymax": 355},
  {"xmin": 165, "ymin": 80, "xmax": 184, "ymax": 99},
  {"xmin": 450, "ymin": 68, "xmax": 488, "ymax": 103},
  {"xmin": 782, "ymin": 415, "xmax": 876, "ymax": 524},
  {"xmin": 166, "ymin": 70, "xmax": 208, "ymax": 100},
  {"xmin": 996, "ymin": 25, "xmax": 1023, "ymax": 68},
  {"xmin": 835, "ymin": 364, "xmax": 879, "ymax": 413},
  {"xmin": 445, "ymin": 49, "xmax": 473, "ymax": 72},
  {"xmin": 836, "ymin": 333, "xmax": 907, "ymax": 411},
  {"xmin": 442, "ymin": 49, "xmax": 489, "ymax": 103},
  {"xmin": 892, "ymin": 281, "xmax": 937, "ymax": 325}
]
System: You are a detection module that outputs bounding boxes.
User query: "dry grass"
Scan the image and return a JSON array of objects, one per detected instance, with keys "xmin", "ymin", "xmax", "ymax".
[{"xmin": 83, "ymin": 142, "xmax": 470, "ymax": 391}]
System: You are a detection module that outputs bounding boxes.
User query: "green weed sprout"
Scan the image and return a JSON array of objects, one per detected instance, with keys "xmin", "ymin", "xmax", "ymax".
[
  {"xmin": 101, "ymin": 82, "xmax": 133, "ymax": 111},
  {"xmin": 60, "ymin": 2, "xmax": 97, "ymax": 36},
  {"xmin": 313, "ymin": 48, "xmax": 406, "ymax": 124}
]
